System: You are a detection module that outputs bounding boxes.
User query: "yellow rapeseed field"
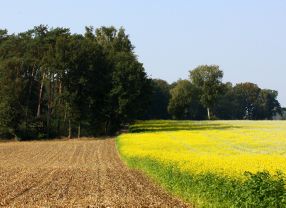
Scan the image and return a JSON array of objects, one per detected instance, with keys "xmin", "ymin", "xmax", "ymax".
[{"xmin": 118, "ymin": 120, "xmax": 286, "ymax": 179}]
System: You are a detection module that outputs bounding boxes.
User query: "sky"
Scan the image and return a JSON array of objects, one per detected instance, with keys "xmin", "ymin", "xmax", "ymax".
[{"xmin": 1, "ymin": 0, "xmax": 285, "ymax": 106}]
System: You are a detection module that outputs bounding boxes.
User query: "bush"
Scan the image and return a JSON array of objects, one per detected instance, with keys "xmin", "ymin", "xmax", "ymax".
[{"xmin": 235, "ymin": 171, "xmax": 286, "ymax": 208}]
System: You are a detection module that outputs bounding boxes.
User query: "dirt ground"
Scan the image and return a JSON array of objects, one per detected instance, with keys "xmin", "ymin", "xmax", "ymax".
[{"xmin": 0, "ymin": 138, "xmax": 189, "ymax": 207}]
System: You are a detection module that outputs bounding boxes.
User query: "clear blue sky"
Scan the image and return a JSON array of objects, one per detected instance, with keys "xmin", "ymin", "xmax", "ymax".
[{"xmin": 1, "ymin": 0, "xmax": 285, "ymax": 106}]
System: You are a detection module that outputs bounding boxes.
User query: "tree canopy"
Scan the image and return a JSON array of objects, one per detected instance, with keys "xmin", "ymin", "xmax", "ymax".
[
  {"xmin": 0, "ymin": 25, "xmax": 151, "ymax": 139},
  {"xmin": 189, "ymin": 65, "xmax": 223, "ymax": 119},
  {"xmin": 168, "ymin": 80, "xmax": 205, "ymax": 120},
  {"xmin": 166, "ymin": 65, "xmax": 282, "ymax": 121},
  {"xmin": 144, "ymin": 79, "xmax": 171, "ymax": 119},
  {"xmin": 0, "ymin": 26, "xmax": 283, "ymax": 140}
]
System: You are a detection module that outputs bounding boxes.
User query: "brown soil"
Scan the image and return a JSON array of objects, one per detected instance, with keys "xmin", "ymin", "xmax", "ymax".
[{"xmin": 0, "ymin": 138, "xmax": 190, "ymax": 207}]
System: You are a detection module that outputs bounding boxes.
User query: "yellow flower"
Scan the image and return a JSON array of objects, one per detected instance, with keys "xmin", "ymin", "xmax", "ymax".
[{"xmin": 118, "ymin": 120, "xmax": 286, "ymax": 179}]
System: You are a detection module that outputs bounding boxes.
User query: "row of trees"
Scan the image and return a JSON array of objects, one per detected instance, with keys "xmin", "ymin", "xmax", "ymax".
[
  {"xmin": 0, "ymin": 26, "xmax": 283, "ymax": 139},
  {"xmin": 146, "ymin": 65, "xmax": 282, "ymax": 120},
  {"xmin": 0, "ymin": 26, "xmax": 151, "ymax": 139}
]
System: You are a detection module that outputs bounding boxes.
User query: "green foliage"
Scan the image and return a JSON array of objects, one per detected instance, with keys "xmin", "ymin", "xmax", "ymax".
[
  {"xmin": 231, "ymin": 83, "xmax": 281, "ymax": 120},
  {"xmin": 282, "ymin": 108, "xmax": 286, "ymax": 120},
  {"xmin": 212, "ymin": 82, "xmax": 235, "ymax": 119},
  {"xmin": 236, "ymin": 171, "xmax": 286, "ymax": 208},
  {"xmin": 144, "ymin": 79, "xmax": 171, "ymax": 119},
  {"xmin": 95, "ymin": 27, "xmax": 151, "ymax": 134},
  {"xmin": 0, "ymin": 25, "xmax": 283, "ymax": 139},
  {"xmin": 189, "ymin": 65, "xmax": 224, "ymax": 119},
  {"xmin": 256, "ymin": 89, "xmax": 281, "ymax": 119},
  {"xmin": 118, "ymin": 153, "xmax": 286, "ymax": 208},
  {"xmin": 168, "ymin": 80, "xmax": 205, "ymax": 120},
  {"xmin": 0, "ymin": 25, "xmax": 151, "ymax": 139}
]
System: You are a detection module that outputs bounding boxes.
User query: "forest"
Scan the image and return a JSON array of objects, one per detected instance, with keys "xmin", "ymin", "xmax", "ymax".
[{"xmin": 0, "ymin": 26, "xmax": 283, "ymax": 140}]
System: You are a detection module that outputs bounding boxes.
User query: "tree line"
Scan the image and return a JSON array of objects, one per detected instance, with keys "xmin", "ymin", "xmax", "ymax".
[
  {"xmin": 146, "ymin": 65, "xmax": 282, "ymax": 120},
  {"xmin": 0, "ymin": 25, "xmax": 151, "ymax": 140},
  {"xmin": 0, "ymin": 26, "xmax": 283, "ymax": 140}
]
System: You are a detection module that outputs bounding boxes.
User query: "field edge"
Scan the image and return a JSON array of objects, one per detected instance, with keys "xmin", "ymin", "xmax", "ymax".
[{"xmin": 116, "ymin": 133, "xmax": 286, "ymax": 208}]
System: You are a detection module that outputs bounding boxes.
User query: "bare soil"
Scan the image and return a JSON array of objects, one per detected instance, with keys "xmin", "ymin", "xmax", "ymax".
[{"xmin": 0, "ymin": 138, "xmax": 189, "ymax": 207}]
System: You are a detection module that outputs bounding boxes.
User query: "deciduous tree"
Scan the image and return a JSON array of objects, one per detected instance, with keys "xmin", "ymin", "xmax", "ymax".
[{"xmin": 189, "ymin": 65, "xmax": 223, "ymax": 119}]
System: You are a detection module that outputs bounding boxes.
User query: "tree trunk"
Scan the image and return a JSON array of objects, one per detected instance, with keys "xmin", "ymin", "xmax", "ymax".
[
  {"xmin": 37, "ymin": 72, "xmax": 45, "ymax": 117},
  {"xmin": 207, "ymin": 107, "xmax": 211, "ymax": 120},
  {"xmin": 64, "ymin": 102, "xmax": 67, "ymax": 122},
  {"xmin": 63, "ymin": 102, "xmax": 68, "ymax": 137},
  {"xmin": 105, "ymin": 119, "xmax": 110, "ymax": 135},
  {"xmin": 25, "ymin": 65, "xmax": 36, "ymax": 134},
  {"xmin": 47, "ymin": 74, "xmax": 52, "ymax": 137},
  {"xmin": 68, "ymin": 119, "xmax": 71, "ymax": 139},
  {"xmin": 57, "ymin": 118, "xmax": 61, "ymax": 136},
  {"xmin": 57, "ymin": 81, "xmax": 62, "ymax": 135},
  {"xmin": 77, "ymin": 122, "xmax": 81, "ymax": 139}
]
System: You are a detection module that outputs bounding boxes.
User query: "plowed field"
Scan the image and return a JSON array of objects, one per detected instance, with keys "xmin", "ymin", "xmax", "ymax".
[{"xmin": 0, "ymin": 138, "xmax": 188, "ymax": 207}]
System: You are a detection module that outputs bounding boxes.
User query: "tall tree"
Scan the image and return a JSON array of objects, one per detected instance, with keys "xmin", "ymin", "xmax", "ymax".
[
  {"xmin": 145, "ymin": 79, "xmax": 170, "ymax": 119},
  {"xmin": 168, "ymin": 80, "xmax": 205, "ymax": 119},
  {"xmin": 95, "ymin": 26, "xmax": 151, "ymax": 134},
  {"xmin": 213, "ymin": 82, "xmax": 237, "ymax": 119},
  {"xmin": 189, "ymin": 65, "xmax": 223, "ymax": 119},
  {"xmin": 232, "ymin": 82, "xmax": 261, "ymax": 119},
  {"xmin": 214, "ymin": 82, "xmax": 282, "ymax": 120},
  {"xmin": 0, "ymin": 25, "xmax": 151, "ymax": 139},
  {"xmin": 0, "ymin": 61, "xmax": 22, "ymax": 138},
  {"xmin": 257, "ymin": 89, "xmax": 281, "ymax": 119}
]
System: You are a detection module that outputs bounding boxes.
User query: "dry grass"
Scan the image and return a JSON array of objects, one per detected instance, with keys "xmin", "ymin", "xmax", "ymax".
[{"xmin": 0, "ymin": 138, "xmax": 188, "ymax": 207}]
